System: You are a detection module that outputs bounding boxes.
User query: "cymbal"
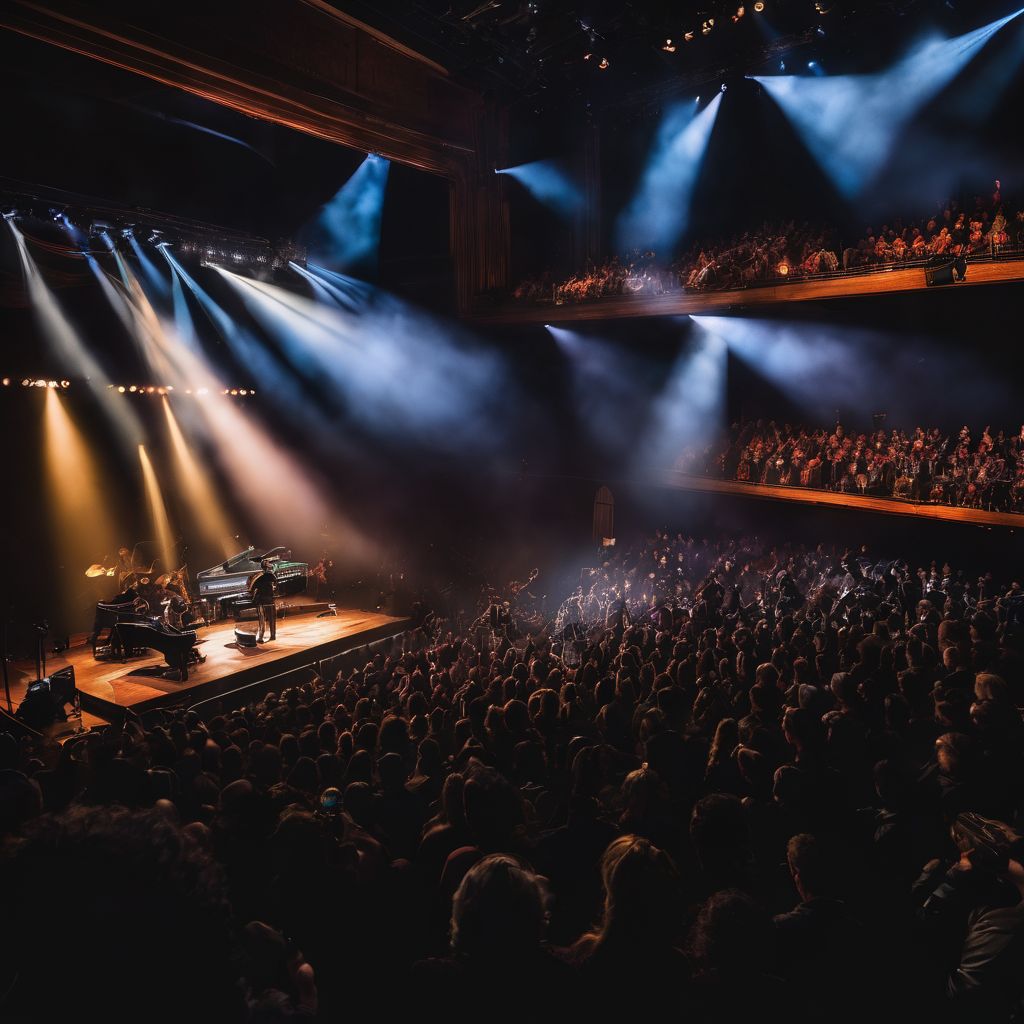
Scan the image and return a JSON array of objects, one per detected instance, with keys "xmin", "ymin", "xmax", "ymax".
[{"xmin": 86, "ymin": 564, "xmax": 111, "ymax": 578}]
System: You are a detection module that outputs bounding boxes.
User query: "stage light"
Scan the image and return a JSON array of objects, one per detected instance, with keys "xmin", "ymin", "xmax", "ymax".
[
  {"xmin": 752, "ymin": 9, "xmax": 1024, "ymax": 197},
  {"xmin": 495, "ymin": 160, "xmax": 584, "ymax": 218},
  {"xmin": 584, "ymin": 52, "xmax": 593, "ymax": 60},
  {"xmin": 548, "ymin": 326, "xmax": 655, "ymax": 458},
  {"xmin": 721, "ymin": 83, "xmax": 728, "ymax": 92},
  {"xmin": 239, "ymin": 389, "xmax": 248, "ymax": 396},
  {"xmin": 138, "ymin": 444, "xmax": 177, "ymax": 576},
  {"xmin": 299, "ymin": 153, "xmax": 390, "ymax": 274},
  {"xmin": 662, "ymin": 38, "xmax": 677, "ymax": 52},
  {"xmin": 21, "ymin": 379, "xmax": 30, "ymax": 387},
  {"xmin": 129, "ymin": 385, "xmax": 137, "ymax": 392},
  {"xmin": 127, "ymin": 235, "xmax": 170, "ymax": 300},
  {"xmin": 1, "ymin": 378, "xmax": 8, "ymax": 387},
  {"xmin": 162, "ymin": 396, "xmax": 236, "ymax": 559},
  {"xmin": 44, "ymin": 388, "xmax": 121, "ymax": 628},
  {"xmin": 218, "ymin": 264, "xmax": 507, "ymax": 458},
  {"xmin": 778, "ymin": 261, "xmax": 790, "ymax": 275},
  {"xmin": 640, "ymin": 323, "xmax": 727, "ymax": 478},
  {"xmin": 732, "ymin": 7, "xmax": 745, "ymax": 23},
  {"xmin": 146, "ymin": 386, "xmax": 156, "ymax": 394},
  {"xmin": 157, "ymin": 387, "xmax": 167, "ymax": 395},
  {"xmin": 754, "ymin": 1, "xmax": 765, "ymax": 10},
  {"xmin": 598, "ymin": 56, "xmax": 610, "ymax": 69},
  {"xmin": 684, "ymin": 30, "xmax": 695, "ymax": 41},
  {"xmin": 34, "ymin": 379, "xmax": 46, "ymax": 388},
  {"xmin": 6, "ymin": 216, "xmax": 142, "ymax": 444},
  {"xmin": 118, "ymin": 385, "xmax": 126, "ymax": 393},
  {"xmin": 702, "ymin": 19, "xmax": 714, "ymax": 35},
  {"xmin": 60, "ymin": 380, "xmax": 69, "ymax": 389},
  {"xmin": 616, "ymin": 91, "xmax": 723, "ymax": 254}
]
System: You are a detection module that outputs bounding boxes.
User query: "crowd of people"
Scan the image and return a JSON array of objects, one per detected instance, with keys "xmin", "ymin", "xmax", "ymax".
[
  {"xmin": 512, "ymin": 184, "xmax": 1024, "ymax": 304},
  {"xmin": 680, "ymin": 420, "xmax": 1024, "ymax": 513},
  {"xmin": 3, "ymin": 526, "xmax": 1024, "ymax": 1022}
]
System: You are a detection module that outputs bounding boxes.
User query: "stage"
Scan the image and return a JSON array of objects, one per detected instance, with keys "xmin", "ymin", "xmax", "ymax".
[{"xmin": 5, "ymin": 606, "xmax": 409, "ymax": 731}]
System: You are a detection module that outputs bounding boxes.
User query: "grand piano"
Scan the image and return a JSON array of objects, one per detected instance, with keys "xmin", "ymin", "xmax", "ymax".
[
  {"xmin": 113, "ymin": 620, "xmax": 205, "ymax": 681},
  {"xmin": 197, "ymin": 546, "xmax": 308, "ymax": 620}
]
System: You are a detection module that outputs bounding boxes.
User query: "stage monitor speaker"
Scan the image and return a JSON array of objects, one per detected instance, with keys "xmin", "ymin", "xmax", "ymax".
[
  {"xmin": 924, "ymin": 263, "xmax": 955, "ymax": 287},
  {"xmin": 16, "ymin": 666, "xmax": 78, "ymax": 730},
  {"xmin": 234, "ymin": 628, "xmax": 258, "ymax": 648}
]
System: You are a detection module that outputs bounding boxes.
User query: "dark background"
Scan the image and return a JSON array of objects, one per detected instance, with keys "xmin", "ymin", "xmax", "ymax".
[{"xmin": 2, "ymin": 19, "xmax": 1024, "ymax": 650}]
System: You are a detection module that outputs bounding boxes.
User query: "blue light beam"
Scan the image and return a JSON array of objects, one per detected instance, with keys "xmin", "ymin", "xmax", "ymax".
[
  {"xmin": 639, "ymin": 321, "xmax": 727, "ymax": 478},
  {"xmin": 616, "ymin": 92, "xmax": 723, "ymax": 255},
  {"xmin": 496, "ymin": 160, "xmax": 584, "ymax": 218},
  {"xmin": 300, "ymin": 154, "xmax": 391, "ymax": 273},
  {"xmin": 752, "ymin": 9, "xmax": 1024, "ymax": 197}
]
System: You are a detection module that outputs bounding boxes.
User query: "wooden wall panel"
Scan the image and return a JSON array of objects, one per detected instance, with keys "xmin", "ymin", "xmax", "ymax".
[{"xmin": 0, "ymin": 0, "xmax": 510, "ymax": 311}]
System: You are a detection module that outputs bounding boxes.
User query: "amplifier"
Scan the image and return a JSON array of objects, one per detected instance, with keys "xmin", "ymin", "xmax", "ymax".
[{"xmin": 924, "ymin": 262, "xmax": 955, "ymax": 287}]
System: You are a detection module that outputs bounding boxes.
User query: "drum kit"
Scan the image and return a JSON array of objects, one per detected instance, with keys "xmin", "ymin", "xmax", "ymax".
[{"xmin": 85, "ymin": 561, "xmax": 199, "ymax": 628}]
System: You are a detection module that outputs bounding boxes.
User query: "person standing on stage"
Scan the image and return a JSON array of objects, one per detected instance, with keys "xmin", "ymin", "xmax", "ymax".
[{"xmin": 249, "ymin": 559, "xmax": 277, "ymax": 643}]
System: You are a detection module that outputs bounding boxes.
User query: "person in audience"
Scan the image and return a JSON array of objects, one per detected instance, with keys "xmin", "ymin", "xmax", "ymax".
[
  {"xmin": 3, "ymin": 525, "xmax": 1024, "ymax": 1022},
  {"xmin": 684, "ymin": 417, "xmax": 1024, "ymax": 514},
  {"xmin": 513, "ymin": 185, "xmax": 1022, "ymax": 303}
]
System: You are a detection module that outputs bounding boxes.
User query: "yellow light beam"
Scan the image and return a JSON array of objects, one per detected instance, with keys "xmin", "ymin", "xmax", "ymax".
[
  {"xmin": 138, "ymin": 443, "xmax": 177, "ymax": 575},
  {"xmin": 43, "ymin": 389, "xmax": 121, "ymax": 627},
  {"xmin": 162, "ymin": 396, "xmax": 236, "ymax": 559}
]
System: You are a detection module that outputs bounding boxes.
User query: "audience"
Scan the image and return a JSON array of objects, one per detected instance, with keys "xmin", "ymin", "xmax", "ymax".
[
  {"xmin": 513, "ymin": 185, "xmax": 1023, "ymax": 304},
  {"xmin": 680, "ymin": 419, "xmax": 1024, "ymax": 513},
  {"xmin": 3, "ymin": 525, "xmax": 1024, "ymax": 1022}
]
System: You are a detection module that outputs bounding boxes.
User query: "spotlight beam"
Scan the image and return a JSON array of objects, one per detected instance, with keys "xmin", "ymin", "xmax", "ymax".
[
  {"xmin": 495, "ymin": 160, "xmax": 584, "ymax": 218},
  {"xmin": 751, "ymin": 9, "xmax": 1024, "ymax": 197},
  {"xmin": 7, "ymin": 216, "xmax": 144, "ymax": 446},
  {"xmin": 616, "ymin": 92, "xmax": 723, "ymax": 255},
  {"xmin": 162, "ymin": 397, "xmax": 236, "ymax": 559},
  {"xmin": 639, "ymin": 319, "xmax": 727, "ymax": 478},
  {"xmin": 214, "ymin": 265, "xmax": 506, "ymax": 453},
  {"xmin": 301, "ymin": 153, "xmax": 390, "ymax": 273},
  {"xmin": 138, "ymin": 443, "xmax": 177, "ymax": 575},
  {"xmin": 44, "ymin": 388, "xmax": 122, "ymax": 627}
]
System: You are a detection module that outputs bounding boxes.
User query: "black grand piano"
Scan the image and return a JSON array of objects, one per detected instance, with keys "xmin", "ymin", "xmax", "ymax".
[
  {"xmin": 91, "ymin": 590, "xmax": 205, "ymax": 680},
  {"xmin": 196, "ymin": 546, "xmax": 308, "ymax": 620},
  {"xmin": 113, "ymin": 620, "xmax": 205, "ymax": 681}
]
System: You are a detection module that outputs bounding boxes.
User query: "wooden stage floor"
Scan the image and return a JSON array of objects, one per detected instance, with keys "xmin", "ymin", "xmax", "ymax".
[
  {"xmin": 666, "ymin": 473, "xmax": 1024, "ymax": 528},
  {"xmin": 5, "ymin": 607, "xmax": 408, "ymax": 726},
  {"xmin": 472, "ymin": 259, "xmax": 1024, "ymax": 325}
]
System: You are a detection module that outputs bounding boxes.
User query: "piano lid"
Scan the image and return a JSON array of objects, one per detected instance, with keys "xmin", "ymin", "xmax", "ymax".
[{"xmin": 201, "ymin": 545, "xmax": 292, "ymax": 578}]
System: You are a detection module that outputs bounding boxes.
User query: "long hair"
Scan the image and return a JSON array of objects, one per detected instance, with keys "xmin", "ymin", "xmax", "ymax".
[
  {"xmin": 450, "ymin": 853, "xmax": 550, "ymax": 960},
  {"xmin": 574, "ymin": 835, "xmax": 681, "ymax": 956}
]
